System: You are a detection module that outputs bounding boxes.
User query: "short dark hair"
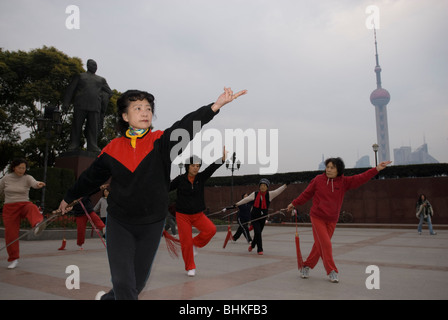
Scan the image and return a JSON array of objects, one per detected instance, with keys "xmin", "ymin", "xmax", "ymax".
[
  {"xmin": 325, "ymin": 157, "xmax": 345, "ymax": 177},
  {"xmin": 184, "ymin": 155, "xmax": 202, "ymax": 174},
  {"xmin": 116, "ymin": 90, "xmax": 155, "ymax": 135},
  {"xmin": 9, "ymin": 158, "xmax": 28, "ymax": 173}
]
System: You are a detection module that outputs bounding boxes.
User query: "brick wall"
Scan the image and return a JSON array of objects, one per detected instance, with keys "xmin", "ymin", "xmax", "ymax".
[{"xmin": 204, "ymin": 177, "xmax": 448, "ymax": 224}]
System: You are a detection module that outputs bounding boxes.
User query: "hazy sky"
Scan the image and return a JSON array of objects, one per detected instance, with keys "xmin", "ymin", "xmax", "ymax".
[{"xmin": 1, "ymin": 0, "xmax": 447, "ymax": 179}]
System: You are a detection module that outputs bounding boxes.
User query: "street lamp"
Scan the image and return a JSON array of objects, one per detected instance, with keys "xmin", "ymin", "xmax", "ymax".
[
  {"xmin": 178, "ymin": 162, "xmax": 184, "ymax": 175},
  {"xmin": 36, "ymin": 106, "xmax": 62, "ymax": 213},
  {"xmin": 225, "ymin": 152, "xmax": 241, "ymax": 204},
  {"xmin": 372, "ymin": 143, "xmax": 379, "ymax": 180},
  {"xmin": 372, "ymin": 143, "xmax": 379, "ymax": 167}
]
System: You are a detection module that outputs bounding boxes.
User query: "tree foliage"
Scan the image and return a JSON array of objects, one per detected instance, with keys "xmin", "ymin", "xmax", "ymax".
[{"xmin": 0, "ymin": 46, "xmax": 120, "ymax": 173}]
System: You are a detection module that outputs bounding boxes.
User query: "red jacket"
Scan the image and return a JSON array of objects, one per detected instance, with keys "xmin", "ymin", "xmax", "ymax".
[{"xmin": 292, "ymin": 168, "xmax": 378, "ymax": 223}]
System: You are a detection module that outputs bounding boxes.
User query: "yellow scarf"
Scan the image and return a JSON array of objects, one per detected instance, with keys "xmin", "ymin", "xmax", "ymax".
[{"xmin": 125, "ymin": 128, "xmax": 148, "ymax": 148}]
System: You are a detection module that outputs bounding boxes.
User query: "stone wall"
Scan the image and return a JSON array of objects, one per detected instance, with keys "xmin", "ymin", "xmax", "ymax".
[{"xmin": 204, "ymin": 176, "xmax": 448, "ymax": 224}]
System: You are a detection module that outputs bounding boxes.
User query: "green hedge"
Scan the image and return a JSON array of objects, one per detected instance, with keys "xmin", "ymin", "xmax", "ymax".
[{"xmin": 28, "ymin": 167, "xmax": 76, "ymax": 214}]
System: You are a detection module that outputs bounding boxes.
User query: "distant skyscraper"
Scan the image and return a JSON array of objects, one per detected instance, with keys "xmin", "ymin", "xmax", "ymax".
[
  {"xmin": 393, "ymin": 143, "xmax": 439, "ymax": 165},
  {"xmin": 370, "ymin": 28, "xmax": 391, "ymax": 163}
]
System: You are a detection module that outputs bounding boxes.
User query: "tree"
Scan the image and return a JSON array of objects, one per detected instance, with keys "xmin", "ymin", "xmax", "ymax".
[{"xmin": 0, "ymin": 46, "xmax": 84, "ymax": 171}]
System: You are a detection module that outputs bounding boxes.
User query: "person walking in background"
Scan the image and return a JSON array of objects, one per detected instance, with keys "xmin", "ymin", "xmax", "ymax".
[
  {"xmin": 72, "ymin": 196, "xmax": 106, "ymax": 250},
  {"xmin": 287, "ymin": 157, "xmax": 391, "ymax": 283},
  {"xmin": 416, "ymin": 194, "xmax": 437, "ymax": 235},
  {"xmin": 232, "ymin": 193, "xmax": 253, "ymax": 244},
  {"xmin": 0, "ymin": 158, "xmax": 46, "ymax": 269},
  {"xmin": 94, "ymin": 184, "xmax": 109, "ymax": 225}
]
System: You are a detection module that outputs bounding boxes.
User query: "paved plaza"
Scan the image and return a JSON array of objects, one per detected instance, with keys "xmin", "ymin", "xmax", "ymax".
[{"xmin": 1, "ymin": 224, "xmax": 447, "ymax": 301}]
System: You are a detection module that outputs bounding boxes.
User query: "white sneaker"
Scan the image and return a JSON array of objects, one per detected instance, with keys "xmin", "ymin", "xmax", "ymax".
[
  {"xmin": 187, "ymin": 269, "xmax": 196, "ymax": 277},
  {"xmin": 95, "ymin": 291, "xmax": 106, "ymax": 300},
  {"xmin": 8, "ymin": 259, "xmax": 19, "ymax": 269},
  {"xmin": 301, "ymin": 266, "xmax": 310, "ymax": 279},
  {"xmin": 328, "ymin": 270, "xmax": 339, "ymax": 283}
]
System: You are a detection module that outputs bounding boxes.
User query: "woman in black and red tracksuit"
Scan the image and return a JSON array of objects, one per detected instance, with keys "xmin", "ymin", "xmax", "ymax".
[
  {"xmin": 170, "ymin": 150, "xmax": 225, "ymax": 276},
  {"xmin": 58, "ymin": 87, "xmax": 247, "ymax": 299}
]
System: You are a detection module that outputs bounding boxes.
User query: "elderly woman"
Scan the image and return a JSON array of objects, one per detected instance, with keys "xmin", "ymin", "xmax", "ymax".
[
  {"xmin": 0, "ymin": 158, "xmax": 46, "ymax": 269},
  {"xmin": 235, "ymin": 179, "xmax": 287, "ymax": 255},
  {"xmin": 287, "ymin": 157, "xmax": 391, "ymax": 283}
]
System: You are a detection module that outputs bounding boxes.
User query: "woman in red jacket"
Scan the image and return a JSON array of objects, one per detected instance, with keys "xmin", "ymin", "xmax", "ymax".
[{"xmin": 287, "ymin": 157, "xmax": 391, "ymax": 283}]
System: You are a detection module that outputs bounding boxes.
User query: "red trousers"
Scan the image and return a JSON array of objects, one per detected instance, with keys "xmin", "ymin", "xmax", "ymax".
[
  {"xmin": 176, "ymin": 212, "xmax": 216, "ymax": 271},
  {"xmin": 2, "ymin": 202, "xmax": 43, "ymax": 262},
  {"xmin": 304, "ymin": 216, "xmax": 338, "ymax": 275},
  {"xmin": 75, "ymin": 212, "xmax": 105, "ymax": 246}
]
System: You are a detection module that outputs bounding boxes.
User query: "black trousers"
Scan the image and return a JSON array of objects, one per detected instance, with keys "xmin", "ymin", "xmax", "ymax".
[
  {"xmin": 101, "ymin": 215, "xmax": 164, "ymax": 300},
  {"xmin": 250, "ymin": 214, "xmax": 266, "ymax": 253},
  {"xmin": 233, "ymin": 216, "xmax": 252, "ymax": 242}
]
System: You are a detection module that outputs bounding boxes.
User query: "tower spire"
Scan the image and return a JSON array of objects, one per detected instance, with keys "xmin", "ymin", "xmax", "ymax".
[{"xmin": 373, "ymin": 27, "xmax": 382, "ymax": 89}]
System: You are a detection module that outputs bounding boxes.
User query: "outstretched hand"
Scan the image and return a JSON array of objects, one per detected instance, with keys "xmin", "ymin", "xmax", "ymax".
[
  {"xmin": 376, "ymin": 160, "xmax": 392, "ymax": 172},
  {"xmin": 211, "ymin": 87, "xmax": 247, "ymax": 112}
]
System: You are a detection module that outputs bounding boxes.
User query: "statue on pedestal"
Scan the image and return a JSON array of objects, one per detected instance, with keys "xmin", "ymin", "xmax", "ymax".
[{"xmin": 63, "ymin": 59, "xmax": 112, "ymax": 153}]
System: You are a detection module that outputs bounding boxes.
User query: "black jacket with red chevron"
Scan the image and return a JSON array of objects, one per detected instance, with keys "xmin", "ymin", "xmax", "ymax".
[{"xmin": 64, "ymin": 104, "xmax": 218, "ymax": 224}]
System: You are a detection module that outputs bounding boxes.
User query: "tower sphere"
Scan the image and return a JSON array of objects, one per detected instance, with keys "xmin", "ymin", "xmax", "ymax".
[{"xmin": 370, "ymin": 88, "xmax": 390, "ymax": 106}]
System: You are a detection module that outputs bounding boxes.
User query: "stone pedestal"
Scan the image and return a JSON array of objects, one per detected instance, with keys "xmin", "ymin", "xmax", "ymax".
[
  {"xmin": 55, "ymin": 150, "xmax": 99, "ymax": 179},
  {"xmin": 55, "ymin": 150, "xmax": 104, "ymax": 204}
]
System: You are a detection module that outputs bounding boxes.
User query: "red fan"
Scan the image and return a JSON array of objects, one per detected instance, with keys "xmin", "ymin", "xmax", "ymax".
[
  {"xmin": 223, "ymin": 210, "xmax": 237, "ymax": 249},
  {"xmin": 223, "ymin": 225, "xmax": 233, "ymax": 249},
  {"xmin": 163, "ymin": 230, "xmax": 181, "ymax": 258},
  {"xmin": 58, "ymin": 238, "xmax": 67, "ymax": 250}
]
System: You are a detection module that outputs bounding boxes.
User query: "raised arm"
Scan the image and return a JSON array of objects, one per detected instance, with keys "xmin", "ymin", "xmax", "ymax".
[
  {"xmin": 268, "ymin": 184, "xmax": 287, "ymax": 201},
  {"xmin": 235, "ymin": 192, "xmax": 256, "ymax": 206},
  {"xmin": 164, "ymin": 88, "xmax": 247, "ymax": 161},
  {"xmin": 211, "ymin": 87, "xmax": 247, "ymax": 112}
]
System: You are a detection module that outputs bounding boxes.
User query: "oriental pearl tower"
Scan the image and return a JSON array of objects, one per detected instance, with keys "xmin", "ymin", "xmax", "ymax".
[{"xmin": 370, "ymin": 28, "xmax": 391, "ymax": 163}]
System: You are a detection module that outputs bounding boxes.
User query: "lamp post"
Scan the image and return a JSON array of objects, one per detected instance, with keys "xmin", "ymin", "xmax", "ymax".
[
  {"xmin": 178, "ymin": 162, "xmax": 184, "ymax": 175},
  {"xmin": 372, "ymin": 143, "xmax": 379, "ymax": 180},
  {"xmin": 36, "ymin": 106, "xmax": 62, "ymax": 213},
  {"xmin": 225, "ymin": 152, "xmax": 241, "ymax": 204},
  {"xmin": 372, "ymin": 143, "xmax": 379, "ymax": 167}
]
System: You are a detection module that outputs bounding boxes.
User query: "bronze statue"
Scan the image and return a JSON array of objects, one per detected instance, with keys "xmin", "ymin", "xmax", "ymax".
[{"xmin": 63, "ymin": 59, "xmax": 112, "ymax": 153}]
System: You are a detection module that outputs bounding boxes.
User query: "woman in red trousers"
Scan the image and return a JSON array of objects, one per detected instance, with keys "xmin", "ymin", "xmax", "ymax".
[
  {"xmin": 287, "ymin": 157, "xmax": 391, "ymax": 283},
  {"xmin": 0, "ymin": 158, "xmax": 46, "ymax": 269},
  {"xmin": 71, "ymin": 196, "xmax": 105, "ymax": 250},
  {"xmin": 170, "ymin": 148, "xmax": 226, "ymax": 277}
]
